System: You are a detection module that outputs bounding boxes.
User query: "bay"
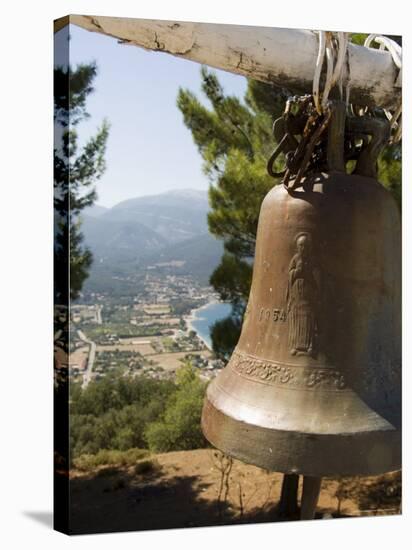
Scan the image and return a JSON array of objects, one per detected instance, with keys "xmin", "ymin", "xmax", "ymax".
[{"xmin": 190, "ymin": 301, "xmax": 232, "ymax": 350}]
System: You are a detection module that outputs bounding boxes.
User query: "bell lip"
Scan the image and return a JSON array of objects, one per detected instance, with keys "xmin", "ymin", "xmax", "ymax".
[
  {"xmin": 206, "ymin": 365, "xmax": 401, "ymax": 436},
  {"xmin": 201, "ymin": 397, "xmax": 401, "ymax": 478}
]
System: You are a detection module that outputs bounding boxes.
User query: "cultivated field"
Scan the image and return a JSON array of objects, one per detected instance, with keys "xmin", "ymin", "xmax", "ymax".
[
  {"xmin": 150, "ymin": 351, "xmax": 212, "ymax": 371},
  {"xmin": 96, "ymin": 341, "xmax": 156, "ymax": 355}
]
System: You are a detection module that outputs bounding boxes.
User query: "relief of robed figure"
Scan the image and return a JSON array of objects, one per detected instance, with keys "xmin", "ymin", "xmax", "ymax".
[{"xmin": 286, "ymin": 233, "xmax": 321, "ymax": 357}]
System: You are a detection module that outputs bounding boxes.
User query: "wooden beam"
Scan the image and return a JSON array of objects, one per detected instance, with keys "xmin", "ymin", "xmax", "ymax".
[
  {"xmin": 54, "ymin": 16, "xmax": 70, "ymax": 34},
  {"xmin": 59, "ymin": 15, "xmax": 400, "ymax": 110}
]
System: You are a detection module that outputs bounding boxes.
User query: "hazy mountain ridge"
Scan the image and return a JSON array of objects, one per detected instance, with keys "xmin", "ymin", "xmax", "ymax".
[
  {"xmin": 81, "ymin": 189, "xmax": 223, "ymax": 289},
  {"xmin": 98, "ymin": 189, "xmax": 209, "ymax": 244},
  {"xmin": 82, "ymin": 215, "xmax": 168, "ymax": 261},
  {"xmin": 144, "ymin": 233, "xmax": 224, "ymax": 279},
  {"xmin": 83, "ymin": 204, "xmax": 109, "ymax": 218}
]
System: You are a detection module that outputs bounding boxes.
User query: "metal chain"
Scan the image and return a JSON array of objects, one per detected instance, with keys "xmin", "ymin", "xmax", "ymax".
[
  {"xmin": 267, "ymin": 96, "xmax": 330, "ymax": 190},
  {"xmin": 267, "ymin": 33, "xmax": 401, "ymax": 188}
]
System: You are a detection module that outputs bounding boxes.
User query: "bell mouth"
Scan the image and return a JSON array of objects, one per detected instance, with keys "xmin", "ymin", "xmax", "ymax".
[{"xmin": 201, "ymin": 395, "xmax": 401, "ymax": 478}]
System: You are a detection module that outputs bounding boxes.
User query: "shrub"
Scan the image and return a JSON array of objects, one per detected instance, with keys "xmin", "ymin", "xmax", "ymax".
[
  {"xmin": 96, "ymin": 466, "xmax": 119, "ymax": 478},
  {"xmin": 134, "ymin": 459, "xmax": 159, "ymax": 475},
  {"xmin": 73, "ymin": 447, "xmax": 149, "ymax": 471}
]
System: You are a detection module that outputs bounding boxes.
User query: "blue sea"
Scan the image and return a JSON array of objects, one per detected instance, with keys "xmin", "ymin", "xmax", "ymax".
[{"xmin": 190, "ymin": 301, "xmax": 232, "ymax": 349}]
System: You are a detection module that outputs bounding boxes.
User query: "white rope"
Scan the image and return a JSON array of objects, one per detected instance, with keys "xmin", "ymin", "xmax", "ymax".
[
  {"xmin": 321, "ymin": 33, "xmax": 335, "ymax": 110},
  {"xmin": 364, "ymin": 34, "xmax": 402, "ymax": 143},
  {"xmin": 313, "ymin": 32, "xmax": 402, "ymax": 144},
  {"xmin": 313, "ymin": 31, "xmax": 326, "ymax": 114},
  {"xmin": 313, "ymin": 31, "xmax": 349, "ymax": 115}
]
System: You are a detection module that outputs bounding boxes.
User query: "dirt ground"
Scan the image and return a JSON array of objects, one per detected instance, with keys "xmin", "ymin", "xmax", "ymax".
[
  {"xmin": 68, "ymin": 449, "xmax": 401, "ymax": 535},
  {"xmin": 69, "ymin": 347, "xmax": 88, "ymax": 369},
  {"xmin": 150, "ymin": 351, "xmax": 212, "ymax": 371}
]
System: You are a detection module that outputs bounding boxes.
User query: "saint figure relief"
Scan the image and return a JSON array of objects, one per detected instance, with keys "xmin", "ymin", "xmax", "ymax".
[{"xmin": 286, "ymin": 233, "xmax": 320, "ymax": 356}]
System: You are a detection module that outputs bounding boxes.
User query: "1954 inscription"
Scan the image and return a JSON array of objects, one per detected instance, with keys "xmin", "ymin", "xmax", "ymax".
[{"xmin": 258, "ymin": 308, "xmax": 287, "ymax": 322}]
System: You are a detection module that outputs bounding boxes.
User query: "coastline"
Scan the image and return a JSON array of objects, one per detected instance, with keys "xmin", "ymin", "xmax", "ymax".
[{"xmin": 184, "ymin": 299, "xmax": 221, "ymax": 351}]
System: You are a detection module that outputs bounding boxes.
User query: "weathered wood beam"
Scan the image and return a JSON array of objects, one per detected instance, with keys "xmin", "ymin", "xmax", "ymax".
[{"xmin": 63, "ymin": 15, "xmax": 401, "ymax": 110}]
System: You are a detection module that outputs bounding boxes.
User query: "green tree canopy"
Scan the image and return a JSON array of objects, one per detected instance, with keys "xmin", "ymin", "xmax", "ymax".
[
  {"xmin": 145, "ymin": 363, "xmax": 207, "ymax": 452},
  {"xmin": 69, "ymin": 373, "xmax": 175, "ymax": 459}
]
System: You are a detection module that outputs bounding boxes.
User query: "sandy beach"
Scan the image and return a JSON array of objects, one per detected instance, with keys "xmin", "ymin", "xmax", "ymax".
[{"xmin": 184, "ymin": 299, "xmax": 220, "ymax": 351}]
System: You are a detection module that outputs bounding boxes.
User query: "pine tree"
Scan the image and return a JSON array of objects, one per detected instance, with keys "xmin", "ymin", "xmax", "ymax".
[{"xmin": 54, "ymin": 62, "xmax": 109, "ymax": 302}]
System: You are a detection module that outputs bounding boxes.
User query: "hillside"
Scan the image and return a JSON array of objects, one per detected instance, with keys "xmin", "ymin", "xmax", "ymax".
[
  {"xmin": 81, "ymin": 189, "xmax": 224, "ymax": 291},
  {"xmin": 143, "ymin": 233, "xmax": 224, "ymax": 279},
  {"xmin": 83, "ymin": 204, "xmax": 109, "ymax": 217},
  {"xmin": 99, "ymin": 189, "xmax": 209, "ymax": 243},
  {"xmin": 81, "ymin": 215, "xmax": 168, "ymax": 261},
  {"xmin": 69, "ymin": 449, "xmax": 401, "ymax": 534}
]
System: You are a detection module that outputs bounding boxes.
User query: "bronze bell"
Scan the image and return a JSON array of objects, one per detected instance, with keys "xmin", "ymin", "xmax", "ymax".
[{"xmin": 201, "ymin": 100, "xmax": 401, "ymax": 478}]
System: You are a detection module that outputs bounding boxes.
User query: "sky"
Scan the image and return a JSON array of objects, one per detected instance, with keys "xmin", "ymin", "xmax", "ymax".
[{"xmin": 55, "ymin": 24, "xmax": 248, "ymax": 207}]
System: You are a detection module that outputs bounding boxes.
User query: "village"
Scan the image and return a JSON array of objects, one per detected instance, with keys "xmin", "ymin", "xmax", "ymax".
[{"xmin": 67, "ymin": 271, "xmax": 226, "ymax": 386}]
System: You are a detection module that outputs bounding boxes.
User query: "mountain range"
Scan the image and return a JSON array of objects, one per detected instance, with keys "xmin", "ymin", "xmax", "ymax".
[{"xmin": 81, "ymin": 189, "xmax": 224, "ymax": 290}]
